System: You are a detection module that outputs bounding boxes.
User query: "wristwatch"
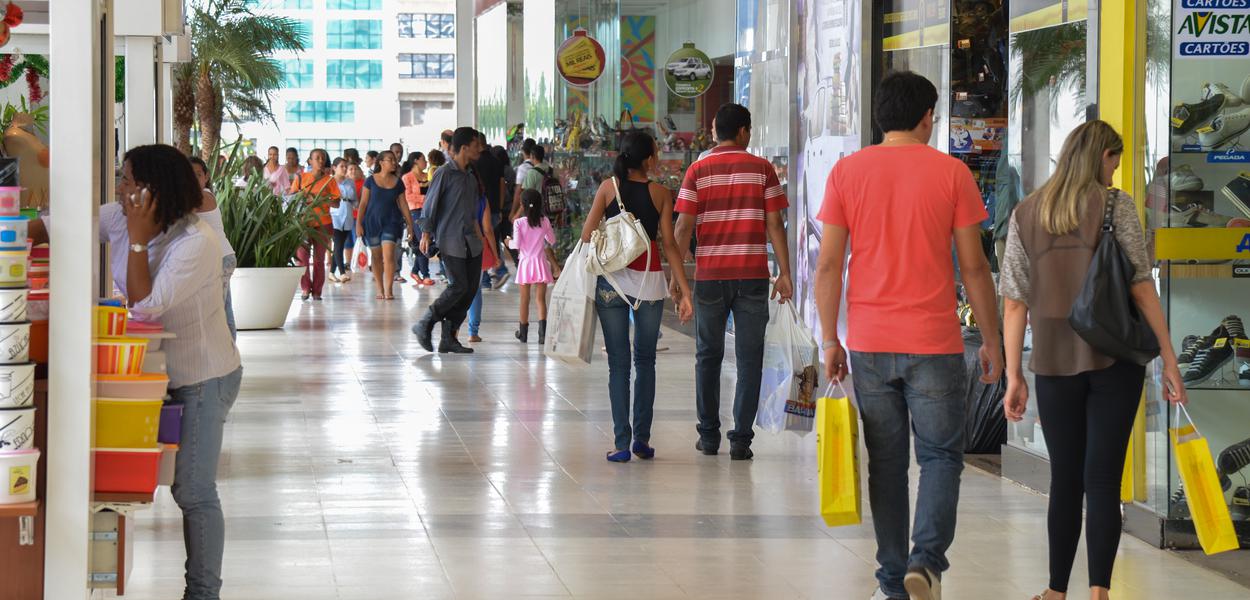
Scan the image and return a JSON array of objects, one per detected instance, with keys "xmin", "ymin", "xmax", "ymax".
[{"xmin": 129, "ymin": 243, "xmax": 148, "ymax": 254}]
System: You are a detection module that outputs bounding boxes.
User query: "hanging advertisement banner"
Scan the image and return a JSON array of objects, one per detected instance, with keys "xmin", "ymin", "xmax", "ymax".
[
  {"xmin": 882, "ymin": 0, "xmax": 950, "ymax": 51},
  {"xmin": 557, "ymin": 28, "xmax": 606, "ymax": 87},
  {"xmin": 1174, "ymin": 0, "xmax": 1250, "ymax": 60},
  {"xmin": 663, "ymin": 42, "xmax": 715, "ymax": 99},
  {"xmin": 1009, "ymin": 0, "xmax": 1089, "ymax": 34}
]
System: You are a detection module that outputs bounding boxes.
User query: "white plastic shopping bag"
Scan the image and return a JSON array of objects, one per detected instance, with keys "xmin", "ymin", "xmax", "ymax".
[
  {"xmin": 758, "ymin": 300, "xmax": 820, "ymax": 434},
  {"xmin": 544, "ymin": 241, "xmax": 598, "ymax": 364}
]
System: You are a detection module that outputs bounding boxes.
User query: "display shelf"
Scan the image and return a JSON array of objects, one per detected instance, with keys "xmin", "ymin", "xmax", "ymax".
[
  {"xmin": 91, "ymin": 492, "xmax": 153, "ymax": 505},
  {"xmin": 0, "ymin": 501, "xmax": 39, "ymax": 519}
]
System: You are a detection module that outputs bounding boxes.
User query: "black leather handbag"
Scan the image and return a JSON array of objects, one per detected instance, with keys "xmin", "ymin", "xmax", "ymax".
[{"xmin": 1068, "ymin": 190, "xmax": 1160, "ymax": 365}]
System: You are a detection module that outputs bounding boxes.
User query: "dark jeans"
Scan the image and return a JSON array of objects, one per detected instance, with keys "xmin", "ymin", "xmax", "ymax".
[
  {"xmin": 595, "ymin": 277, "xmax": 665, "ymax": 451},
  {"xmin": 849, "ymin": 352, "xmax": 967, "ymax": 599},
  {"xmin": 693, "ymin": 278, "xmax": 770, "ymax": 448},
  {"xmin": 409, "ymin": 210, "xmax": 429, "ymax": 278},
  {"xmin": 1036, "ymin": 360, "xmax": 1145, "ymax": 593},
  {"xmin": 428, "ymin": 253, "xmax": 482, "ymax": 334},
  {"xmin": 331, "ymin": 228, "xmax": 351, "ymax": 276}
]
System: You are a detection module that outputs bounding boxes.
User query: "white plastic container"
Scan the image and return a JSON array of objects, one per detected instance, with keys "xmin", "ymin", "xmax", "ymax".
[
  {"xmin": 0, "ymin": 406, "xmax": 36, "ymax": 452},
  {"xmin": 0, "ymin": 363, "xmax": 35, "ymax": 408},
  {"xmin": 0, "ymin": 217, "xmax": 27, "ymax": 249},
  {"xmin": 0, "ymin": 250, "xmax": 28, "ymax": 288},
  {"xmin": 0, "ymin": 449, "xmax": 39, "ymax": 504},
  {"xmin": 0, "ymin": 288, "xmax": 28, "ymax": 322},
  {"xmin": 0, "ymin": 187, "xmax": 20, "ymax": 217},
  {"xmin": 0, "ymin": 321, "xmax": 30, "ymax": 364},
  {"xmin": 142, "ymin": 350, "xmax": 167, "ymax": 375},
  {"xmin": 157, "ymin": 444, "xmax": 178, "ymax": 486}
]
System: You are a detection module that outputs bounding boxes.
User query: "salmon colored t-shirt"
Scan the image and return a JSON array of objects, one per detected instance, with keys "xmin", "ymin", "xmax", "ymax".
[
  {"xmin": 817, "ymin": 144, "xmax": 987, "ymax": 355},
  {"xmin": 291, "ymin": 172, "xmax": 341, "ymax": 226}
]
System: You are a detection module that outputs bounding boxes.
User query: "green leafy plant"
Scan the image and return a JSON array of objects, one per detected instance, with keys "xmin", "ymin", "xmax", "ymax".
[
  {"xmin": 210, "ymin": 143, "xmax": 329, "ymax": 269},
  {"xmin": 0, "ymin": 96, "xmax": 49, "ymax": 135}
]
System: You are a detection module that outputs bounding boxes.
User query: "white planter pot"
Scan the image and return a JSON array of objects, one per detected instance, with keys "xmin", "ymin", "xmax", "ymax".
[{"xmin": 230, "ymin": 267, "xmax": 304, "ymax": 331}]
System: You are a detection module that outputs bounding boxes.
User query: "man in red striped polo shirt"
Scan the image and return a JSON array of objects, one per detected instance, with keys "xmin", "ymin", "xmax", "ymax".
[{"xmin": 674, "ymin": 103, "xmax": 793, "ymax": 461}]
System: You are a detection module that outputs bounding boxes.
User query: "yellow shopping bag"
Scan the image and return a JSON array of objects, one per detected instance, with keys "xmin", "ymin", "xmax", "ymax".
[
  {"xmin": 1171, "ymin": 404, "xmax": 1239, "ymax": 555},
  {"xmin": 816, "ymin": 382, "xmax": 861, "ymax": 527}
]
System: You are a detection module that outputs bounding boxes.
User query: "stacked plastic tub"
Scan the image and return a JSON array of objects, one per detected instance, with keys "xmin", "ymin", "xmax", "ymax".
[
  {"xmin": 93, "ymin": 305, "xmax": 175, "ymax": 495},
  {"xmin": 0, "ymin": 186, "xmax": 37, "ymax": 506}
]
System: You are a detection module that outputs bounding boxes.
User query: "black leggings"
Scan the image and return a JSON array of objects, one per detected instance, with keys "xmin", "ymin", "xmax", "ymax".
[
  {"xmin": 331, "ymin": 229, "xmax": 352, "ymax": 276},
  {"xmin": 1035, "ymin": 360, "xmax": 1145, "ymax": 593}
]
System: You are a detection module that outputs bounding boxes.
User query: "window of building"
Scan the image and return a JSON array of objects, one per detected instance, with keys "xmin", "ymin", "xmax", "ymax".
[
  {"xmin": 246, "ymin": 0, "xmax": 312, "ymax": 9},
  {"xmin": 286, "ymin": 101, "xmax": 355, "ymax": 123},
  {"xmin": 293, "ymin": 19, "xmax": 313, "ymax": 43},
  {"xmin": 281, "ymin": 59, "xmax": 313, "ymax": 89},
  {"xmin": 400, "ymin": 99, "xmax": 455, "ymax": 127},
  {"xmin": 397, "ymin": 13, "xmax": 455, "ymax": 39},
  {"xmin": 327, "ymin": 19, "xmax": 382, "ymax": 49},
  {"xmin": 398, "ymin": 53, "xmax": 455, "ymax": 79},
  {"xmin": 326, "ymin": 0, "xmax": 381, "ymax": 9},
  {"xmin": 326, "ymin": 60, "xmax": 382, "ymax": 89},
  {"xmin": 286, "ymin": 138, "xmax": 384, "ymax": 159}
]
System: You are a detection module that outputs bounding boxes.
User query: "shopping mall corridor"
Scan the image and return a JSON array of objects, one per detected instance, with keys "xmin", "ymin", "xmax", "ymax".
[{"xmin": 106, "ymin": 278, "xmax": 1247, "ymax": 600}]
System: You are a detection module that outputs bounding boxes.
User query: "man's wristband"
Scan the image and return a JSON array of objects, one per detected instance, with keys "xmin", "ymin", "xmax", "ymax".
[{"xmin": 821, "ymin": 340, "xmax": 840, "ymax": 351}]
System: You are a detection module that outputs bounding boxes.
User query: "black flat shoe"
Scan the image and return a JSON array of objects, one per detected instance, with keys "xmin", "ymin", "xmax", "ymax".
[
  {"xmin": 411, "ymin": 316, "xmax": 435, "ymax": 352},
  {"xmin": 695, "ymin": 439, "xmax": 718, "ymax": 456},
  {"xmin": 438, "ymin": 339, "xmax": 475, "ymax": 354},
  {"xmin": 730, "ymin": 446, "xmax": 754, "ymax": 461}
]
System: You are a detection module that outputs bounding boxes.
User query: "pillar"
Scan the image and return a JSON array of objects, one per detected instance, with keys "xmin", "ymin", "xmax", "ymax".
[
  {"xmin": 456, "ymin": 0, "xmax": 476, "ymax": 126},
  {"xmin": 124, "ymin": 36, "xmax": 158, "ymax": 148}
]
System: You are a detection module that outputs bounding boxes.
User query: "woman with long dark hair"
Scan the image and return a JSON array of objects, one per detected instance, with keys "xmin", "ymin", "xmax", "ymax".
[
  {"xmin": 290, "ymin": 148, "xmax": 340, "ymax": 300},
  {"xmin": 356, "ymin": 150, "xmax": 415, "ymax": 300},
  {"xmin": 579, "ymin": 130, "xmax": 694, "ymax": 462},
  {"xmin": 1001, "ymin": 121, "xmax": 1186, "ymax": 600}
]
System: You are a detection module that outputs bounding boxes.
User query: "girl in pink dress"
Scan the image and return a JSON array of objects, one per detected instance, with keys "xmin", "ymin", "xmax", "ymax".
[{"xmin": 510, "ymin": 189, "xmax": 556, "ymax": 344}]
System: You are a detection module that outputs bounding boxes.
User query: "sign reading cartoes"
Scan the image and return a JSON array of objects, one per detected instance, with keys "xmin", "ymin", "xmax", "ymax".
[
  {"xmin": 1175, "ymin": 0, "xmax": 1250, "ymax": 59},
  {"xmin": 664, "ymin": 42, "xmax": 714, "ymax": 99},
  {"xmin": 557, "ymin": 28, "xmax": 606, "ymax": 87}
]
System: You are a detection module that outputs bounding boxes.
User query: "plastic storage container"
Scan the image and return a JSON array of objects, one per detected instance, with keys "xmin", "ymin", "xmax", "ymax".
[
  {"xmin": 93, "ymin": 448, "xmax": 161, "ymax": 494},
  {"xmin": 95, "ymin": 373, "xmax": 169, "ymax": 399},
  {"xmin": 0, "ymin": 362, "xmax": 35, "ymax": 407},
  {"xmin": 0, "ymin": 406, "xmax": 36, "ymax": 451},
  {"xmin": 0, "ymin": 250, "xmax": 27, "ymax": 287},
  {"xmin": 0, "ymin": 321, "xmax": 30, "ymax": 364},
  {"xmin": 158, "ymin": 403, "xmax": 183, "ymax": 444},
  {"xmin": 0, "ymin": 288, "xmax": 27, "ymax": 322},
  {"xmin": 0, "ymin": 449, "xmax": 39, "ymax": 504},
  {"xmin": 95, "ymin": 306, "xmax": 128, "ymax": 337},
  {"xmin": 142, "ymin": 350, "xmax": 166, "ymax": 375},
  {"xmin": 95, "ymin": 337, "xmax": 147, "ymax": 375},
  {"xmin": 28, "ymin": 319, "xmax": 46, "ymax": 364},
  {"xmin": 0, "ymin": 216, "xmax": 27, "ymax": 248},
  {"xmin": 0, "ymin": 187, "xmax": 20, "ymax": 217},
  {"xmin": 94, "ymin": 398, "xmax": 163, "ymax": 448},
  {"xmin": 157, "ymin": 444, "xmax": 178, "ymax": 486}
]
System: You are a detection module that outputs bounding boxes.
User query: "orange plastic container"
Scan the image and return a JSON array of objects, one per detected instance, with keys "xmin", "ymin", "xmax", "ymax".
[
  {"xmin": 95, "ymin": 306, "xmax": 128, "ymax": 337},
  {"xmin": 95, "ymin": 337, "xmax": 147, "ymax": 375},
  {"xmin": 92, "ymin": 448, "xmax": 161, "ymax": 494},
  {"xmin": 95, "ymin": 374, "xmax": 170, "ymax": 399}
]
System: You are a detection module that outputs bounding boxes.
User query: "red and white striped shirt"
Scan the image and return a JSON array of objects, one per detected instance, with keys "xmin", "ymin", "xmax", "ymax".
[{"xmin": 675, "ymin": 146, "xmax": 787, "ymax": 281}]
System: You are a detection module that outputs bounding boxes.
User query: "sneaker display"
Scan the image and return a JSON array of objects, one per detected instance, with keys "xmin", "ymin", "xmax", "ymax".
[
  {"xmin": 1225, "ymin": 315, "xmax": 1246, "ymax": 340},
  {"xmin": 1171, "ymin": 203, "xmax": 1239, "ymax": 228},
  {"xmin": 1231, "ymin": 486, "xmax": 1250, "ymax": 521},
  {"xmin": 1223, "ymin": 173, "xmax": 1250, "ymax": 219},
  {"xmin": 1205, "ymin": 82, "xmax": 1245, "ymax": 107},
  {"xmin": 1173, "ymin": 94, "xmax": 1227, "ymax": 135},
  {"xmin": 1170, "ymin": 164, "xmax": 1205, "ymax": 192},
  {"xmin": 1178, "ymin": 334, "xmax": 1203, "ymax": 372},
  {"xmin": 1183, "ymin": 316, "xmax": 1245, "ymax": 384},
  {"xmin": 1199, "ymin": 107, "xmax": 1250, "ymax": 150},
  {"xmin": 1170, "ymin": 483, "xmax": 1191, "ymax": 519},
  {"xmin": 1217, "ymin": 436, "xmax": 1250, "ymax": 491}
]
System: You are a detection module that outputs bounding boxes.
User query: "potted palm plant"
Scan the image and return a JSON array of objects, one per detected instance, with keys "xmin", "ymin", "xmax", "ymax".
[{"xmin": 211, "ymin": 147, "xmax": 327, "ymax": 330}]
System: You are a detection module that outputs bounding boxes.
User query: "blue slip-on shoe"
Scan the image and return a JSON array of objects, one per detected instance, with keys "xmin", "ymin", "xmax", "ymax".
[
  {"xmin": 631, "ymin": 441, "xmax": 655, "ymax": 460},
  {"xmin": 606, "ymin": 449, "xmax": 631, "ymax": 463}
]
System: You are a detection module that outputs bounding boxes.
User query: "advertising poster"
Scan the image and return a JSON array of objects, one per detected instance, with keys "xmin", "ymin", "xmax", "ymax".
[
  {"xmin": 882, "ymin": 0, "xmax": 951, "ymax": 50},
  {"xmin": 1009, "ymin": 0, "xmax": 1089, "ymax": 34},
  {"xmin": 664, "ymin": 43, "xmax": 714, "ymax": 99},
  {"xmin": 1174, "ymin": 0, "xmax": 1250, "ymax": 60},
  {"xmin": 621, "ymin": 16, "xmax": 656, "ymax": 122},
  {"xmin": 794, "ymin": 0, "xmax": 862, "ymax": 341},
  {"xmin": 949, "ymin": 117, "xmax": 1007, "ymax": 154},
  {"xmin": 1171, "ymin": 0, "xmax": 1250, "ymax": 156},
  {"xmin": 557, "ymin": 28, "xmax": 606, "ymax": 87}
]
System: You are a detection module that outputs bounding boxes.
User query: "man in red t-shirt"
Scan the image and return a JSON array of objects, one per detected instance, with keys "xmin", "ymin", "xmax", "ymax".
[
  {"xmin": 813, "ymin": 72, "xmax": 1002, "ymax": 600},
  {"xmin": 675, "ymin": 103, "xmax": 793, "ymax": 461}
]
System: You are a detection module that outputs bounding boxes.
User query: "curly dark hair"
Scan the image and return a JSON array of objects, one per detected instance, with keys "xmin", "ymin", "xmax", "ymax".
[{"xmin": 123, "ymin": 144, "xmax": 203, "ymax": 230}]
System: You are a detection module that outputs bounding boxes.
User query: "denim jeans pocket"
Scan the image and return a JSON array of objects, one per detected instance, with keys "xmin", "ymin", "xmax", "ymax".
[
  {"xmin": 595, "ymin": 277, "xmax": 625, "ymax": 307},
  {"xmin": 908, "ymin": 354, "xmax": 967, "ymax": 401},
  {"xmin": 694, "ymin": 280, "xmax": 724, "ymax": 306}
]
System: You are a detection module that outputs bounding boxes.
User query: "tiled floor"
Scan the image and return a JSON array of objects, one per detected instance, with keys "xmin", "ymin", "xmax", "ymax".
[{"xmin": 104, "ymin": 275, "xmax": 1248, "ymax": 599}]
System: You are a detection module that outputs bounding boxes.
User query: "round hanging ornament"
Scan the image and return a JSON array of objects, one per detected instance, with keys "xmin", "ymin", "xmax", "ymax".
[
  {"xmin": 557, "ymin": 28, "xmax": 606, "ymax": 87},
  {"xmin": 663, "ymin": 42, "xmax": 714, "ymax": 99}
]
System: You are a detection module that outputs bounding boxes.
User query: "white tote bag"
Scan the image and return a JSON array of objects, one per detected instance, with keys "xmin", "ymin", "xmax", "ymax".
[
  {"xmin": 758, "ymin": 300, "xmax": 819, "ymax": 434},
  {"xmin": 545, "ymin": 241, "xmax": 598, "ymax": 364}
]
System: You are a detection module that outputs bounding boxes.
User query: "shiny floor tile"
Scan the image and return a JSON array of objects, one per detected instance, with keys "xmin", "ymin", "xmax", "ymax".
[{"xmin": 100, "ymin": 276, "xmax": 1248, "ymax": 599}]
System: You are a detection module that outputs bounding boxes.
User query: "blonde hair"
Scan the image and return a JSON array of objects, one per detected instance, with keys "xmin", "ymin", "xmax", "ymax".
[{"xmin": 1035, "ymin": 120, "xmax": 1123, "ymax": 235}]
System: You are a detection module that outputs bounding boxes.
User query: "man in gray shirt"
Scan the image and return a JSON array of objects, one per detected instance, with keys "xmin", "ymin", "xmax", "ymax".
[{"xmin": 413, "ymin": 127, "xmax": 485, "ymax": 354}]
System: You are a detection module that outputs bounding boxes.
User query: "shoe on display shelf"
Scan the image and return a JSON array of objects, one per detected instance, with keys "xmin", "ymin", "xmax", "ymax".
[
  {"xmin": 1199, "ymin": 108, "xmax": 1250, "ymax": 151},
  {"xmin": 1183, "ymin": 316, "xmax": 1245, "ymax": 384},
  {"xmin": 1170, "ymin": 483, "xmax": 1191, "ymax": 519},
  {"xmin": 1173, "ymin": 94, "xmax": 1227, "ymax": 136},
  {"xmin": 1223, "ymin": 173, "xmax": 1250, "ymax": 219},
  {"xmin": 1171, "ymin": 203, "xmax": 1240, "ymax": 228},
  {"xmin": 1239, "ymin": 347, "xmax": 1250, "ymax": 387},
  {"xmin": 1170, "ymin": 164, "xmax": 1205, "ymax": 191},
  {"xmin": 1231, "ymin": 487, "xmax": 1250, "ymax": 521},
  {"xmin": 1218, "ymin": 436, "xmax": 1250, "ymax": 491},
  {"xmin": 1243, "ymin": 75, "xmax": 1250, "ymax": 110},
  {"xmin": 1179, "ymin": 334, "xmax": 1203, "ymax": 373},
  {"xmin": 1205, "ymin": 82, "xmax": 1245, "ymax": 107}
]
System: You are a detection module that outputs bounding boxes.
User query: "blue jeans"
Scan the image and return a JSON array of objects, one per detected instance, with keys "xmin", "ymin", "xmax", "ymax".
[
  {"xmin": 594, "ymin": 277, "xmax": 664, "ymax": 451},
  {"xmin": 693, "ymin": 278, "xmax": 770, "ymax": 448},
  {"xmin": 169, "ymin": 366, "xmax": 243, "ymax": 600},
  {"xmin": 849, "ymin": 352, "xmax": 966, "ymax": 599},
  {"xmin": 468, "ymin": 287, "xmax": 483, "ymax": 336},
  {"xmin": 409, "ymin": 209, "xmax": 429, "ymax": 278}
]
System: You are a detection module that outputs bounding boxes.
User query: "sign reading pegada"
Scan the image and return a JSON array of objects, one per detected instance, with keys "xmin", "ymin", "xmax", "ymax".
[{"xmin": 1175, "ymin": 0, "xmax": 1250, "ymax": 58}]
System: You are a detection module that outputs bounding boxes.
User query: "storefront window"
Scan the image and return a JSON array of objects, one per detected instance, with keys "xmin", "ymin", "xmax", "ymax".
[{"xmin": 879, "ymin": 0, "xmax": 952, "ymax": 152}]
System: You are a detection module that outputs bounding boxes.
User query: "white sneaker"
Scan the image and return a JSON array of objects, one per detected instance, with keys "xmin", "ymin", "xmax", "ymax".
[
  {"xmin": 870, "ymin": 588, "xmax": 905, "ymax": 600},
  {"xmin": 903, "ymin": 567, "xmax": 941, "ymax": 600},
  {"xmin": 1205, "ymin": 82, "xmax": 1245, "ymax": 107},
  {"xmin": 1200, "ymin": 107, "xmax": 1250, "ymax": 150},
  {"xmin": 1170, "ymin": 164, "xmax": 1205, "ymax": 191}
]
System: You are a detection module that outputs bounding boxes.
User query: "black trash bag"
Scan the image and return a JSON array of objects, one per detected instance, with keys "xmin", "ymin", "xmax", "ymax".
[{"xmin": 962, "ymin": 330, "xmax": 1007, "ymax": 454}]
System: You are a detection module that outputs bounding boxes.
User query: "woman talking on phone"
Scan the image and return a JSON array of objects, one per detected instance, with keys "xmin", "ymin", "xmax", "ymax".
[{"xmin": 999, "ymin": 121, "xmax": 1185, "ymax": 600}]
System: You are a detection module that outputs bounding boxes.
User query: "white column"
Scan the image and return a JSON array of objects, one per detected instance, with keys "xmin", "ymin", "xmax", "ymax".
[
  {"xmin": 46, "ymin": 0, "xmax": 107, "ymax": 597},
  {"xmin": 455, "ymin": 0, "xmax": 475, "ymax": 126},
  {"xmin": 158, "ymin": 55, "xmax": 173, "ymax": 145},
  {"xmin": 124, "ymin": 36, "xmax": 158, "ymax": 148}
]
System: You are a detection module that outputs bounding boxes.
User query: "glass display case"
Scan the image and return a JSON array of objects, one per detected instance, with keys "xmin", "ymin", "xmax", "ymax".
[{"xmin": 1144, "ymin": 0, "xmax": 1250, "ymax": 549}]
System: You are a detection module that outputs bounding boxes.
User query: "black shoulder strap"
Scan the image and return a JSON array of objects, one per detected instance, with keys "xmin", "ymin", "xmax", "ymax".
[{"xmin": 1101, "ymin": 189, "xmax": 1116, "ymax": 233}]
